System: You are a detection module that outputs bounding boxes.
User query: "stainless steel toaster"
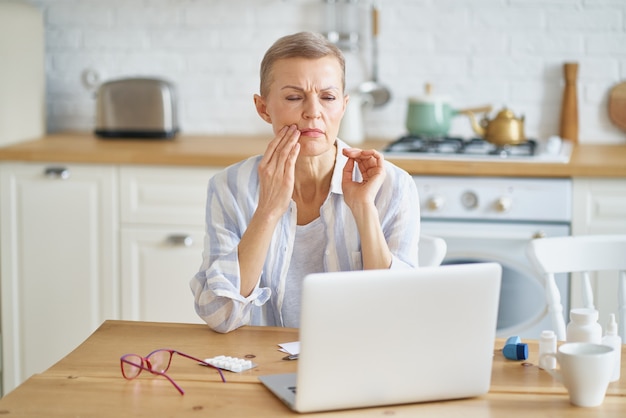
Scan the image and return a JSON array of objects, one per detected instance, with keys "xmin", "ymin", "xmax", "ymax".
[{"xmin": 94, "ymin": 77, "xmax": 178, "ymax": 139}]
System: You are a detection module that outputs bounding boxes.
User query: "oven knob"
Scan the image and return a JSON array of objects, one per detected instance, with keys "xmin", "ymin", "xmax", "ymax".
[
  {"xmin": 427, "ymin": 196, "xmax": 445, "ymax": 211},
  {"xmin": 495, "ymin": 196, "xmax": 513, "ymax": 212},
  {"xmin": 460, "ymin": 191, "xmax": 478, "ymax": 209}
]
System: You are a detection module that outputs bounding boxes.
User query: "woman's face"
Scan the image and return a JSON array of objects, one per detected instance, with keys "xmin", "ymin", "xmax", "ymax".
[{"xmin": 255, "ymin": 56, "xmax": 348, "ymax": 157}]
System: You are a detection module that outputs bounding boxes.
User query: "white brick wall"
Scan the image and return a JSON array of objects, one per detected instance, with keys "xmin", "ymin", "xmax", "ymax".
[{"xmin": 28, "ymin": 0, "xmax": 626, "ymax": 143}]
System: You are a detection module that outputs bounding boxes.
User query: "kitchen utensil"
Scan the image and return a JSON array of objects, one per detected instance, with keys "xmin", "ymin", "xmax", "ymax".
[
  {"xmin": 358, "ymin": 2, "xmax": 390, "ymax": 107},
  {"xmin": 338, "ymin": 90, "xmax": 373, "ymax": 144},
  {"xmin": 95, "ymin": 77, "xmax": 178, "ymax": 139},
  {"xmin": 324, "ymin": 0, "xmax": 359, "ymax": 51},
  {"xmin": 467, "ymin": 107, "xmax": 526, "ymax": 146},
  {"xmin": 608, "ymin": 81, "xmax": 626, "ymax": 132},
  {"xmin": 560, "ymin": 62, "xmax": 579, "ymax": 143},
  {"xmin": 406, "ymin": 83, "xmax": 492, "ymax": 137}
]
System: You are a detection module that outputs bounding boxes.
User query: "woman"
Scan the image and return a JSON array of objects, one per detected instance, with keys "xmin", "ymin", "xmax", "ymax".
[{"xmin": 191, "ymin": 32, "xmax": 420, "ymax": 333}]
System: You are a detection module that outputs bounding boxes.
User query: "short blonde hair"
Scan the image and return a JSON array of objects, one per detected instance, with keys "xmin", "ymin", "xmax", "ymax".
[{"xmin": 259, "ymin": 31, "xmax": 346, "ymax": 97}]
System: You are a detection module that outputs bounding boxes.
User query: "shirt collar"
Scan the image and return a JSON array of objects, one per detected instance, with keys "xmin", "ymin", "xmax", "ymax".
[{"xmin": 330, "ymin": 139, "xmax": 360, "ymax": 195}]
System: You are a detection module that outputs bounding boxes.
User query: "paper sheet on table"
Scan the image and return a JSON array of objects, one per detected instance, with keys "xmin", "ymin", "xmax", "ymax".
[{"xmin": 278, "ymin": 341, "xmax": 300, "ymax": 355}]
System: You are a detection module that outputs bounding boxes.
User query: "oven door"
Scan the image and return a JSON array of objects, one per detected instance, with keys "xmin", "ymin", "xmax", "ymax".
[{"xmin": 420, "ymin": 220, "xmax": 570, "ymax": 339}]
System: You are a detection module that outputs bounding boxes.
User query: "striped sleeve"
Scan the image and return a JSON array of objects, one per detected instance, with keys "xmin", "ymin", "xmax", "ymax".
[{"xmin": 190, "ymin": 157, "xmax": 271, "ymax": 333}]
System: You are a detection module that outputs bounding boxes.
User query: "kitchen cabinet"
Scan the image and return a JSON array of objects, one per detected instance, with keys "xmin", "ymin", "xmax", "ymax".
[
  {"xmin": 0, "ymin": 162, "xmax": 219, "ymax": 394},
  {"xmin": 119, "ymin": 166, "xmax": 219, "ymax": 323},
  {"xmin": 571, "ymin": 178, "xmax": 626, "ymax": 327},
  {"xmin": 0, "ymin": 162, "xmax": 118, "ymax": 394},
  {"xmin": 0, "ymin": 2, "xmax": 45, "ymax": 148}
]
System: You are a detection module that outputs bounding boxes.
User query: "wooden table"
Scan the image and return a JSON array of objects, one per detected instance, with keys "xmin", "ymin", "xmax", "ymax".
[{"xmin": 0, "ymin": 320, "xmax": 624, "ymax": 417}]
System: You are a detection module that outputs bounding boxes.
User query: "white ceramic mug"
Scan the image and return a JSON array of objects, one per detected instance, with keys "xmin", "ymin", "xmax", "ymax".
[{"xmin": 540, "ymin": 342, "xmax": 615, "ymax": 407}]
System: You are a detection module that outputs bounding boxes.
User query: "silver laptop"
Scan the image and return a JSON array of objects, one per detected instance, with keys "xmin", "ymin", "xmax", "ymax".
[{"xmin": 259, "ymin": 262, "xmax": 502, "ymax": 413}]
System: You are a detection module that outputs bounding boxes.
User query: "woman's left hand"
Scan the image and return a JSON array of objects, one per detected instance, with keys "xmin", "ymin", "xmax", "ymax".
[{"xmin": 341, "ymin": 148, "xmax": 386, "ymax": 210}]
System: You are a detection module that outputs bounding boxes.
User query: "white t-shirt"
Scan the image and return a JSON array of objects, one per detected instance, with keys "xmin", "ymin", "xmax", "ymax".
[{"xmin": 282, "ymin": 217, "xmax": 325, "ymax": 328}]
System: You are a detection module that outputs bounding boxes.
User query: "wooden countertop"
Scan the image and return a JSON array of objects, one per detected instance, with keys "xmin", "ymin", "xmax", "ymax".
[{"xmin": 1, "ymin": 132, "xmax": 626, "ymax": 178}]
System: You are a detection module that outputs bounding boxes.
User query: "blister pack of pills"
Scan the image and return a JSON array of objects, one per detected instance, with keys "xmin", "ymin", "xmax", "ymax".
[{"xmin": 203, "ymin": 355, "xmax": 256, "ymax": 373}]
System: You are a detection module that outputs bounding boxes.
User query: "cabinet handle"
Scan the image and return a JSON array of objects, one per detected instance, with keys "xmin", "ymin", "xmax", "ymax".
[
  {"xmin": 44, "ymin": 167, "xmax": 71, "ymax": 180},
  {"xmin": 166, "ymin": 234, "xmax": 193, "ymax": 247}
]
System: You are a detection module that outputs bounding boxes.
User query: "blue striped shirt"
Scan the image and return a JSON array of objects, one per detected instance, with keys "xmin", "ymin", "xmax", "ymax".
[{"xmin": 190, "ymin": 139, "xmax": 420, "ymax": 333}]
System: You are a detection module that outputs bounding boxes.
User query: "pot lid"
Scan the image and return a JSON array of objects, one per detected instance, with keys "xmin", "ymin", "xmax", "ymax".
[{"xmin": 408, "ymin": 83, "xmax": 450, "ymax": 104}]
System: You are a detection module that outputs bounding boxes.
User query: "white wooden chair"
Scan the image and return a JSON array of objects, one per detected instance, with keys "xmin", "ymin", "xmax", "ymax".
[
  {"xmin": 526, "ymin": 234, "xmax": 626, "ymax": 340},
  {"xmin": 418, "ymin": 235, "xmax": 447, "ymax": 267}
]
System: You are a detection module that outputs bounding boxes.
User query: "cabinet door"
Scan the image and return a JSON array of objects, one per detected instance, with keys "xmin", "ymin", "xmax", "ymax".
[
  {"xmin": 572, "ymin": 178, "xmax": 626, "ymax": 327},
  {"xmin": 121, "ymin": 228, "xmax": 205, "ymax": 323},
  {"xmin": 0, "ymin": 162, "xmax": 118, "ymax": 394},
  {"xmin": 120, "ymin": 166, "xmax": 220, "ymax": 226},
  {"xmin": 119, "ymin": 165, "xmax": 220, "ymax": 324}
]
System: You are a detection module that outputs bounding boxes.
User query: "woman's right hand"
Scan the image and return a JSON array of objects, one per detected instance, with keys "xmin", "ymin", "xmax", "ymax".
[
  {"xmin": 256, "ymin": 124, "xmax": 301, "ymax": 221},
  {"xmin": 238, "ymin": 125, "xmax": 300, "ymax": 297}
]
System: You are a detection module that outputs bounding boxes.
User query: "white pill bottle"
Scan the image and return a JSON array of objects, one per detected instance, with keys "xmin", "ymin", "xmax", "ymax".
[{"xmin": 566, "ymin": 308, "xmax": 602, "ymax": 343}]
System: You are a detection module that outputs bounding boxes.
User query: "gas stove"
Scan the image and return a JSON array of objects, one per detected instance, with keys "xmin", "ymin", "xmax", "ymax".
[{"xmin": 382, "ymin": 135, "xmax": 572, "ymax": 163}]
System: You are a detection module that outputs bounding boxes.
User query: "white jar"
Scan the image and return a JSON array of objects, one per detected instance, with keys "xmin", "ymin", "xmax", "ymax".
[
  {"xmin": 566, "ymin": 308, "xmax": 602, "ymax": 343},
  {"xmin": 538, "ymin": 330, "xmax": 557, "ymax": 370}
]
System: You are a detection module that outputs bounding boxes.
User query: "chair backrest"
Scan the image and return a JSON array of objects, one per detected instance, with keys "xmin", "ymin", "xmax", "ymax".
[
  {"xmin": 526, "ymin": 234, "xmax": 626, "ymax": 340},
  {"xmin": 418, "ymin": 235, "xmax": 447, "ymax": 267}
]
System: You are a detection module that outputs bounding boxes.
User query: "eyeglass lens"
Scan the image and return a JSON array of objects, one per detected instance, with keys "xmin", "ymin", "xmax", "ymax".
[
  {"xmin": 122, "ymin": 350, "xmax": 174, "ymax": 379},
  {"xmin": 147, "ymin": 350, "xmax": 173, "ymax": 373},
  {"xmin": 121, "ymin": 354, "xmax": 144, "ymax": 379}
]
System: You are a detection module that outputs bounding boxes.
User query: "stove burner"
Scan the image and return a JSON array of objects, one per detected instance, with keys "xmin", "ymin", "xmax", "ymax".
[
  {"xmin": 384, "ymin": 135, "xmax": 538, "ymax": 158},
  {"xmin": 390, "ymin": 136, "xmax": 464, "ymax": 153}
]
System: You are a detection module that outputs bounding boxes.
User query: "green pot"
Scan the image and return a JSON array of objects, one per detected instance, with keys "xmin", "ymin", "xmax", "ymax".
[{"xmin": 405, "ymin": 97, "xmax": 459, "ymax": 137}]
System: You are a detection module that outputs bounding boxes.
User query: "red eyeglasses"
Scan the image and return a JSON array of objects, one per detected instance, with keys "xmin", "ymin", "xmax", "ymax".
[{"xmin": 120, "ymin": 348, "xmax": 226, "ymax": 395}]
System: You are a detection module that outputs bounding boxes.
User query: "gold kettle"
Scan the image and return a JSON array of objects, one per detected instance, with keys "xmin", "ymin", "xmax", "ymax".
[{"xmin": 467, "ymin": 108, "xmax": 526, "ymax": 146}]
